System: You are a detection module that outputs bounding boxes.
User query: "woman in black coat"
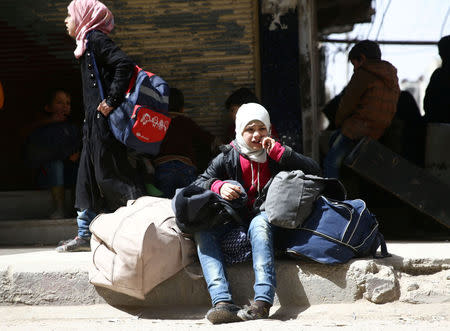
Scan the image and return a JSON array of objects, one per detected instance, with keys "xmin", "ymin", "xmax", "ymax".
[{"xmin": 57, "ymin": 0, "xmax": 145, "ymax": 252}]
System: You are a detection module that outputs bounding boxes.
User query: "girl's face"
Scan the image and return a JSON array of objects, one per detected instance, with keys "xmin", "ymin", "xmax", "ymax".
[
  {"xmin": 242, "ymin": 120, "xmax": 268, "ymax": 150},
  {"xmin": 45, "ymin": 91, "xmax": 71, "ymax": 117},
  {"xmin": 64, "ymin": 13, "xmax": 76, "ymax": 38}
]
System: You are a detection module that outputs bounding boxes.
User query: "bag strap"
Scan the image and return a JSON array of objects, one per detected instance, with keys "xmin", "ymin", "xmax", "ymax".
[
  {"xmin": 183, "ymin": 264, "xmax": 204, "ymax": 280},
  {"xmin": 170, "ymin": 224, "xmax": 203, "ymax": 280},
  {"xmin": 306, "ymin": 176, "xmax": 347, "ymax": 201},
  {"xmin": 86, "ymin": 31, "xmax": 105, "ymax": 100},
  {"xmin": 372, "ymin": 232, "xmax": 391, "ymax": 258},
  {"xmin": 221, "ymin": 203, "xmax": 244, "ymax": 226}
]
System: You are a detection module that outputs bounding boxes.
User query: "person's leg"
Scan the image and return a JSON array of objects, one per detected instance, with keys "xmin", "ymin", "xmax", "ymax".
[
  {"xmin": 155, "ymin": 162, "xmax": 179, "ymax": 199},
  {"xmin": 76, "ymin": 208, "xmax": 97, "ymax": 239},
  {"xmin": 323, "ymin": 131, "xmax": 358, "ymax": 179},
  {"xmin": 55, "ymin": 208, "xmax": 96, "ymax": 252},
  {"xmin": 63, "ymin": 160, "xmax": 79, "ymax": 217},
  {"xmin": 248, "ymin": 212, "xmax": 276, "ymax": 304},
  {"xmin": 238, "ymin": 212, "xmax": 275, "ymax": 320},
  {"xmin": 45, "ymin": 160, "xmax": 65, "ymax": 219},
  {"xmin": 194, "ymin": 225, "xmax": 233, "ymax": 306},
  {"xmin": 179, "ymin": 162, "xmax": 197, "ymax": 187},
  {"xmin": 194, "ymin": 224, "xmax": 241, "ymax": 324},
  {"xmin": 155, "ymin": 161, "xmax": 197, "ymax": 199}
]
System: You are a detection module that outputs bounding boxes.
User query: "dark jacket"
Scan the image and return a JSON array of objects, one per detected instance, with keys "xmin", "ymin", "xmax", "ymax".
[
  {"xmin": 424, "ymin": 66, "xmax": 450, "ymax": 123},
  {"xmin": 26, "ymin": 121, "xmax": 80, "ymax": 167},
  {"xmin": 193, "ymin": 144, "xmax": 321, "ymax": 215},
  {"xmin": 336, "ymin": 59, "xmax": 400, "ymax": 140},
  {"xmin": 75, "ymin": 30, "xmax": 145, "ymax": 213}
]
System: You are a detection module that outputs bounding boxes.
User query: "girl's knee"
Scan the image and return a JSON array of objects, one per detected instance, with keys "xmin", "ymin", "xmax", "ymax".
[{"xmin": 248, "ymin": 213, "xmax": 272, "ymax": 236}]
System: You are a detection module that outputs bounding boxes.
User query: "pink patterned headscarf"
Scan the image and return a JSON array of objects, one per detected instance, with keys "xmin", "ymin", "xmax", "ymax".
[{"xmin": 68, "ymin": 0, "xmax": 114, "ymax": 58}]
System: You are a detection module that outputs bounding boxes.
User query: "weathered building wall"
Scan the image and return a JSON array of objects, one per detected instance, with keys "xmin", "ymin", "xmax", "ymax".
[
  {"xmin": 0, "ymin": 0, "xmax": 259, "ymax": 189},
  {"xmin": 110, "ymin": 0, "xmax": 260, "ymax": 138}
]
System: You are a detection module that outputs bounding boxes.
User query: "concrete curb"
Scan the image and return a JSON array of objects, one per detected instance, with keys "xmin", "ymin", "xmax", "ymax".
[{"xmin": 0, "ymin": 242, "xmax": 449, "ymax": 306}]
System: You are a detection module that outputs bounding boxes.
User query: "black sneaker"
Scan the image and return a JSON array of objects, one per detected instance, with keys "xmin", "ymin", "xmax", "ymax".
[
  {"xmin": 237, "ymin": 301, "xmax": 271, "ymax": 321},
  {"xmin": 56, "ymin": 236, "xmax": 90, "ymax": 252},
  {"xmin": 206, "ymin": 302, "xmax": 242, "ymax": 324}
]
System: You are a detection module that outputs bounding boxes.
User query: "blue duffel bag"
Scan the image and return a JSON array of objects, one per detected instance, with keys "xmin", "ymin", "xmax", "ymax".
[
  {"xmin": 88, "ymin": 32, "xmax": 170, "ymax": 155},
  {"xmin": 280, "ymin": 195, "xmax": 390, "ymax": 264}
]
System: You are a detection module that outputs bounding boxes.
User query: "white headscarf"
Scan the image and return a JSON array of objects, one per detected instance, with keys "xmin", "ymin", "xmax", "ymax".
[{"xmin": 234, "ymin": 103, "xmax": 271, "ymax": 163}]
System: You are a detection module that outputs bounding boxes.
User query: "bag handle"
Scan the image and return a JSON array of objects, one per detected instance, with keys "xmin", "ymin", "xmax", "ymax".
[
  {"xmin": 169, "ymin": 224, "xmax": 203, "ymax": 280},
  {"xmin": 183, "ymin": 264, "xmax": 204, "ymax": 280},
  {"xmin": 372, "ymin": 232, "xmax": 391, "ymax": 258},
  {"xmin": 320, "ymin": 195, "xmax": 356, "ymax": 213},
  {"xmin": 221, "ymin": 203, "xmax": 244, "ymax": 226}
]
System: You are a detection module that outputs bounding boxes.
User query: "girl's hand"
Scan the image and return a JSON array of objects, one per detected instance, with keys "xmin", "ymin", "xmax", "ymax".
[
  {"xmin": 97, "ymin": 100, "xmax": 114, "ymax": 116},
  {"xmin": 220, "ymin": 183, "xmax": 241, "ymax": 200},
  {"xmin": 262, "ymin": 136, "xmax": 275, "ymax": 154}
]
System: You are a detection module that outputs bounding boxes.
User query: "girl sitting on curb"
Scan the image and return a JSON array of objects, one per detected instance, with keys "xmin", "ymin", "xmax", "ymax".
[{"xmin": 192, "ymin": 103, "xmax": 321, "ymax": 324}]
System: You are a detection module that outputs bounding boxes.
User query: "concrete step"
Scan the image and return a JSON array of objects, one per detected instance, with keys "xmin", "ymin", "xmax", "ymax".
[
  {"xmin": 0, "ymin": 242, "xmax": 449, "ymax": 307},
  {"xmin": 0, "ymin": 218, "xmax": 77, "ymax": 246},
  {"xmin": 0, "ymin": 190, "xmax": 75, "ymax": 220}
]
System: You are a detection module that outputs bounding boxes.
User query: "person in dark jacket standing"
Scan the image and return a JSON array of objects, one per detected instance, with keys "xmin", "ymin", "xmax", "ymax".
[
  {"xmin": 323, "ymin": 40, "xmax": 400, "ymax": 179},
  {"xmin": 192, "ymin": 103, "xmax": 320, "ymax": 324},
  {"xmin": 423, "ymin": 35, "xmax": 450, "ymax": 123},
  {"xmin": 57, "ymin": 0, "xmax": 146, "ymax": 252}
]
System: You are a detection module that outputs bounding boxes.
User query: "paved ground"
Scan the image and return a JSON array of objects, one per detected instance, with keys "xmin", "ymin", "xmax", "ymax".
[{"xmin": 2, "ymin": 301, "xmax": 449, "ymax": 330}]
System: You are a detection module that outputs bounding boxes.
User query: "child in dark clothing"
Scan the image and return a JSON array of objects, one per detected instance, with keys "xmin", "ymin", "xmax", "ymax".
[
  {"xmin": 192, "ymin": 103, "xmax": 320, "ymax": 324},
  {"xmin": 25, "ymin": 88, "xmax": 80, "ymax": 219}
]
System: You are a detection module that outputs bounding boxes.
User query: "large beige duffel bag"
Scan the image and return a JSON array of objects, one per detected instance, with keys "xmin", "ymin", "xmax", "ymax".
[{"xmin": 89, "ymin": 196, "xmax": 196, "ymax": 299}]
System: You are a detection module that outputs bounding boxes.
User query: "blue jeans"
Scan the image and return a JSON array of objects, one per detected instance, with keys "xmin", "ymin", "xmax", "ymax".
[
  {"xmin": 155, "ymin": 160, "xmax": 197, "ymax": 199},
  {"xmin": 323, "ymin": 131, "xmax": 358, "ymax": 179},
  {"xmin": 77, "ymin": 209, "xmax": 97, "ymax": 239},
  {"xmin": 194, "ymin": 212, "xmax": 276, "ymax": 306}
]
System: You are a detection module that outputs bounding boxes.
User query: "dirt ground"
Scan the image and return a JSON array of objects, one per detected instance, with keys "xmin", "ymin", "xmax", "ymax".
[{"xmin": 2, "ymin": 301, "xmax": 449, "ymax": 330}]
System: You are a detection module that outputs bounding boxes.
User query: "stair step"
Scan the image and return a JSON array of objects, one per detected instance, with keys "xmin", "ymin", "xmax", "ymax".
[
  {"xmin": 0, "ymin": 190, "xmax": 75, "ymax": 220},
  {"xmin": 0, "ymin": 218, "xmax": 77, "ymax": 246}
]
